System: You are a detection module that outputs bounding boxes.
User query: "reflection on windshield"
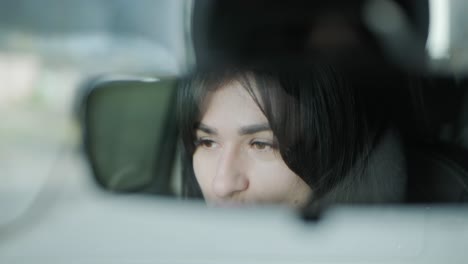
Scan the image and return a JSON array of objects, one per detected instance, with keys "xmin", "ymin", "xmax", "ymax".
[{"xmin": 177, "ymin": 68, "xmax": 409, "ymax": 207}]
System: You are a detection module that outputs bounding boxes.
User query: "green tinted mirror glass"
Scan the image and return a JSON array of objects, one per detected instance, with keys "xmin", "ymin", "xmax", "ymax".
[{"xmin": 83, "ymin": 77, "xmax": 178, "ymax": 194}]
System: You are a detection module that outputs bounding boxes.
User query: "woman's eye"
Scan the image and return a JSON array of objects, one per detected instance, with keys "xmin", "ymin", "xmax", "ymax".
[
  {"xmin": 251, "ymin": 141, "xmax": 273, "ymax": 151},
  {"xmin": 196, "ymin": 139, "xmax": 218, "ymax": 149}
]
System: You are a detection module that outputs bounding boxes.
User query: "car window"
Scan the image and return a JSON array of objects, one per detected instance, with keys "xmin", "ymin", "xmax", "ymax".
[
  {"xmin": 0, "ymin": 0, "xmax": 187, "ymax": 226},
  {"xmin": 2, "ymin": 1, "xmax": 468, "ymax": 262}
]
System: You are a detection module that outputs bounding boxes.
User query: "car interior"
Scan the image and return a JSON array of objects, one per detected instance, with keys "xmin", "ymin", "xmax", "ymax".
[
  {"xmin": 2, "ymin": 0, "xmax": 468, "ymax": 262},
  {"xmin": 78, "ymin": 0, "xmax": 468, "ymax": 208}
]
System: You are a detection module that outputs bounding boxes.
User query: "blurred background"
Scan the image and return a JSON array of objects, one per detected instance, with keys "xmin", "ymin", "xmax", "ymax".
[{"xmin": 0, "ymin": 0, "xmax": 190, "ymax": 226}]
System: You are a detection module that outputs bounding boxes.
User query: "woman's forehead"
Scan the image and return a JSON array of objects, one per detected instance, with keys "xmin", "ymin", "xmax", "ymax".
[{"xmin": 199, "ymin": 80, "xmax": 269, "ymax": 128}]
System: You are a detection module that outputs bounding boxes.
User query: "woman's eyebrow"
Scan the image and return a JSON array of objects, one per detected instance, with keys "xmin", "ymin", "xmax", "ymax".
[
  {"xmin": 196, "ymin": 123, "xmax": 218, "ymax": 135},
  {"xmin": 196, "ymin": 123, "xmax": 271, "ymax": 135},
  {"xmin": 238, "ymin": 123, "xmax": 271, "ymax": 135}
]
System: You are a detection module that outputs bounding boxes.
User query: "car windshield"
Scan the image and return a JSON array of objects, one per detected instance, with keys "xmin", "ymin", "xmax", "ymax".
[{"xmin": 1, "ymin": 0, "xmax": 467, "ymax": 263}]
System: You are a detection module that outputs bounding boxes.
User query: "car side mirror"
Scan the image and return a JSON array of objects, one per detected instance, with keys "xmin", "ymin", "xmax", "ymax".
[{"xmin": 79, "ymin": 76, "xmax": 179, "ymax": 195}]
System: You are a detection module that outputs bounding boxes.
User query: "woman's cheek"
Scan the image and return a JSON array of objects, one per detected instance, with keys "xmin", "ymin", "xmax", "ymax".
[
  {"xmin": 246, "ymin": 147, "xmax": 278, "ymax": 162},
  {"xmin": 193, "ymin": 150, "xmax": 215, "ymax": 196},
  {"xmin": 256, "ymin": 159, "xmax": 302, "ymax": 196}
]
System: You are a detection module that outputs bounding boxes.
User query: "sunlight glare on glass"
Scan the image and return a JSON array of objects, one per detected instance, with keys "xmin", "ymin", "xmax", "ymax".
[{"xmin": 426, "ymin": 0, "xmax": 450, "ymax": 60}]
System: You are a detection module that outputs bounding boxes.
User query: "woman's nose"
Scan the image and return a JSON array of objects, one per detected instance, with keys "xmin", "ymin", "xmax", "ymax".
[{"xmin": 212, "ymin": 146, "xmax": 249, "ymax": 198}]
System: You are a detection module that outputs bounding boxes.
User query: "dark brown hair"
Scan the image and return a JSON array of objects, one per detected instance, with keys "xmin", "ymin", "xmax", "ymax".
[{"xmin": 177, "ymin": 65, "xmax": 400, "ymax": 200}]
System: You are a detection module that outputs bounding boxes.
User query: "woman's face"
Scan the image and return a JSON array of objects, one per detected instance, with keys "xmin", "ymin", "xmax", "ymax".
[{"xmin": 193, "ymin": 80, "xmax": 312, "ymax": 207}]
